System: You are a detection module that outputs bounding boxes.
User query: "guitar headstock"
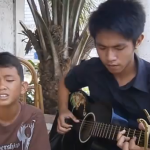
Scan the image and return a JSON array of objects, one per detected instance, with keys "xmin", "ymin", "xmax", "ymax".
[{"xmin": 137, "ymin": 109, "xmax": 150, "ymax": 150}]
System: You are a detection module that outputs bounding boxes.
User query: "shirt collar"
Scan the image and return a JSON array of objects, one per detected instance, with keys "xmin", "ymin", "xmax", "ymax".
[{"xmin": 133, "ymin": 54, "xmax": 148, "ymax": 93}]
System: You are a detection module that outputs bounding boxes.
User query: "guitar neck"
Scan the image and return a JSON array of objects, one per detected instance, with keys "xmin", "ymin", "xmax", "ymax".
[{"xmin": 90, "ymin": 122, "xmax": 148, "ymax": 148}]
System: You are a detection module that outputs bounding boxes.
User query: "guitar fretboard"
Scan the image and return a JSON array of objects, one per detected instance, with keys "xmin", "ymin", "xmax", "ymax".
[{"xmin": 89, "ymin": 122, "xmax": 149, "ymax": 148}]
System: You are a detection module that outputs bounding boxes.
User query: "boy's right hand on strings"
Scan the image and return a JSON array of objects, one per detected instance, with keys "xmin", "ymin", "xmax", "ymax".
[{"xmin": 57, "ymin": 109, "xmax": 79, "ymax": 134}]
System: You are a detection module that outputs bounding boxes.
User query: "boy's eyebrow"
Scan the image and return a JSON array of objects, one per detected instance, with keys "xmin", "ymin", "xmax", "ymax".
[
  {"xmin": 113, "ymin": 44, "xmax": 127, "ymax": 47},
  {"xmin": 4, "ymin": 75, "xmax": 14, "ymax": 78},
  {"xmin": 95, "ymin": 42, "xmax": 127, "ymax": 47},
  {"xmin": 95, "ymin": 42, "xmax": 106, "ymax": 47}
]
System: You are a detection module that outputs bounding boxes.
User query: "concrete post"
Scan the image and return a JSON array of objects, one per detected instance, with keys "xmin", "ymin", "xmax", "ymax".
[
  {"xmin": 0, "ymin": 0, "xmax": 25, "ymax": 56},
  {"xmin": 14, "ymin": 0, "xmax": 25, "ymax": 57},
  {"xmin": 0, "ymin": 0, "xmax": 14, "ymax": 53}
]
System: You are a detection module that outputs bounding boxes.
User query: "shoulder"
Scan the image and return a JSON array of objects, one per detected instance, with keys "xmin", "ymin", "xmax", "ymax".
[
  {"xmin": 140, "ymin": 58, "xmax": 150, "ymax": 88},
  {"xmin": 66, "ymin": 57, "xmax": 106, "ymax": 79},
  {"xmin": 141, "ymin": 58, "xmax": 150, "ymax": 75},
  {"xmin": 21, "ymin": 103, "xmax": 44, "ymax": 122},
  {"xmin": 72, "ymin": 57, "xmax": 105, "ymax": 72},
  {"xmin": 144, "ymin": 60, "xmax": 150, "ymax": 77},
  {"xmin": 81, "ymin": 57, "xmax": 103, "ymax": 66},
  {"xmin": 143, "ymin": 59, "xmax": 150, "ymax": 69}
]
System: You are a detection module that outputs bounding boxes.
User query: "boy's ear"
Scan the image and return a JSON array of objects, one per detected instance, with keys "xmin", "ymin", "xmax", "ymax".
[
  {"xmin": 21, "ymin": 82, "xmax": 28, "ymax": 95},
  {"xmin": 135, "ymin": 34, "xmax": 144, "ymax": 48}
]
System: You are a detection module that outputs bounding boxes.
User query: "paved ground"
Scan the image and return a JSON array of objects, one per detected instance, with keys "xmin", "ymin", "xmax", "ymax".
[{"xmin": 44, "ymin": 114, "xmax": 55, "ymax": 133}]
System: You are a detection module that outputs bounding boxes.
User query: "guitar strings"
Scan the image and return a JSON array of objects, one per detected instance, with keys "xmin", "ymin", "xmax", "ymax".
[
  {"xmin": 77, "ymin": 122, "xmax": 150, "ymax": 146},
  {"xmin": 77, "ymin": 123, "xmax": 150, "ymax": 147},
  {"xmin": 82, "ymin": 124, "xmax": 145, "ymax": 139},
  {"xmin": 77, "ymin": 119, "xmax": 143, "ymax": 134},
  {"xmin": 79, "ymin": 122, "xmax": 146, "ymax": 139},
  {"xmin": 78, "ymin": 125, "xmax": 150, "ymax": 147},
  {"xmin": 74, "ymin": 120, "xmax": 149, "ymax": 144},
  {"xmin": 80, "ymin": 123, "xmax": 145, "ymax": 138}
]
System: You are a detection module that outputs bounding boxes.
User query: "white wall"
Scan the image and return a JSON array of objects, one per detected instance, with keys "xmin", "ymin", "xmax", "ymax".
[
  {"xmin": 0, "ymin": 0, "xmax": 14, "ymax": 53},
  {"xmin": 0, "ymin": 0, "xmax": 25, "ymax": 56},
  {"xmin": 136, "ymin": 0, "xmax": 150, "ymax": 62},
  {"xmin": 24, "ymin": 0, "xmax": 39, "ymax": 30},
  {"xmin": 15, "ymin": 0, "xmax": 25, "ymax": 57}
]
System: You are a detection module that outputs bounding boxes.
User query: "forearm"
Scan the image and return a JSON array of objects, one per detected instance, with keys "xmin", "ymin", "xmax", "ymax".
[{"xmin": 58, "ymin": 77, "xmax": 70, "ymax": 112}]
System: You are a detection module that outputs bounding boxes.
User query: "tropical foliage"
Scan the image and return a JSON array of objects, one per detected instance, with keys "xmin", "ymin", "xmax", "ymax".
[{"xmin": 20, "ymin": 0, "xmax": 98, "ymax": 114}]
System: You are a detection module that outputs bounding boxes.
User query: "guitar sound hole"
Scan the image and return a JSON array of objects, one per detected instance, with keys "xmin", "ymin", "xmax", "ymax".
[{"xmin": 79, "ymin": 112, "xmax": 95, "ymax": 143}]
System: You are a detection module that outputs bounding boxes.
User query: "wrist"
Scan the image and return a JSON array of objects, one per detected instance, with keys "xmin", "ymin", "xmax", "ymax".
[{"xmin": 58, "ymin": 104, "xmax": 68, "ymax": 112}]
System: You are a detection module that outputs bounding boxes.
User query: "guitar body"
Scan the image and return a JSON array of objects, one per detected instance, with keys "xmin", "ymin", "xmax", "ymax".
[{"xmin": 50, "ymin": 90, "xmax": 129, "ymax": 150}]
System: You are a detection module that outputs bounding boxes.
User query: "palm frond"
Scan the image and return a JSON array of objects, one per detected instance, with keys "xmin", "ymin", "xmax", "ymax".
[
  {"xmin": 52, "ymin": 0, "xmax": 58, "ymax": 25},
  {"xmin": 35, "ymin": 10, "xmax": 62, "ymax": 78},
  {"xmin": 71, "ymin": 26, "xmax": 90, "ymax": 66},
  {"xmin": 27, "ymin": 0, "xmax": 48, "ymax": 60},
  {"xmin": 62, "ymin": 0, "xmax": 70, "ymax": 59}
]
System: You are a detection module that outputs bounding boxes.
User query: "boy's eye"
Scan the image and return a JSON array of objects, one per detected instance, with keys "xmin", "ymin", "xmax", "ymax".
[
  {"xmin": 6, "ymin": 80, "xmax": 14, "ymax": 82},
  {"xmin": 114, "ymin": 46, "xmax": 126, "ymax": 51},
  {"xmin": 98, "ymin": 46, "xmax": 106, "ymax": 50},
  {"xmin": 115, "ymin": 47, "xmax": 125, "ymax": 50}
]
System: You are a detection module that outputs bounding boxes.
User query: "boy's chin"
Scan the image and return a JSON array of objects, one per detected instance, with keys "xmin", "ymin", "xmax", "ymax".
[{"xmin": 0, "ymin": 100, "xmax": 16, "ymax": 107}]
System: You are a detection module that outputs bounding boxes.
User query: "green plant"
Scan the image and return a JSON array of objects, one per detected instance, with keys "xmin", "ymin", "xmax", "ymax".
[
  {"xmin": 20, "ymin": 0, "xmax": 96, "ymax": 114},
  {"xmin": 26, "ymin": 88, "xmax": 35, "ymax": 106}
]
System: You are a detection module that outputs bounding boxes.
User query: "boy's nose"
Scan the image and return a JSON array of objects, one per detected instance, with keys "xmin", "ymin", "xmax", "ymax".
[
  {"xmin": 0, "ymin": 85, "xmax": 6, "ymax": 90},
  {"xmin": 106, "ymin": 49, "xmax": 117, "ymax": 62},
  {"xmin": 0, "ymin": 81, "xmax": 6, "ymax": 90}
]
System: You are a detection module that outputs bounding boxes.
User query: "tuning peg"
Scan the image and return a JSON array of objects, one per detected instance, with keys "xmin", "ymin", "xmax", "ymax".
[{"xmin": 143, "ymin": 109, "xmax": 150, "ymax": 123}]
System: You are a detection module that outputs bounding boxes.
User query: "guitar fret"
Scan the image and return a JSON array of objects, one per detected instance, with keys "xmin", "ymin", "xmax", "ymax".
[
  {"xmin": 115, "ymin": 126, "xmax": 122, "ymax": 139},
  {"xmin": 89, "ymin": 123, "xmax": 93, "ymax": 136},
  {"xmin": 105, "ymin": 124, "xmax": 110, "ymax": 138},
  {"xmin": 102, "ymin": 124, "xmax": 106, "ymax": 137},
  {"xmin": 92, "ymin": 122, "xmax": 95, "ymax": 136},
  {"xmin": 112, "ymin": 126, "xmax": 117, "ymax": 140},
  {"xmin": 118, "ymin": 126, "xmax": 121, "ymax": 132},
  {"xmin": 133, "ymin": 129, "xmax": 136, "ymax": 138},
  {"xmin": 97, "ymin": 123, "xmax": 101, "ymax": 136},
  {"xmin": 108, "ymin": 125, "xmax": 113, "ymax": 139},
  {"xmin": 121, "ymin": 127, "xmax": 125, "ymax": 136},
  {"xmin": 139, "ymin": 131, "xmax": 145, "ymax": 147},
  {"xmin": 137, "ymin": 130, "xmax": 142, "ymax": 145},
  {"xmin": 91, "ymin": 122, "xmax": 95, "ymax": 136},
  {"xmin": 93, "ymin": 122, "xmax": 97, "ymax": 136},
  {"xmin": 99, "ymin": 123, "xmax": 104, "ymax": 137},
  {"xmin": 94, "ymin": 122, "xmax": 98, "ymax": 136},
  {"xmin": 127, "ymin": 128, "xmax": 130, "ymax": 137}
]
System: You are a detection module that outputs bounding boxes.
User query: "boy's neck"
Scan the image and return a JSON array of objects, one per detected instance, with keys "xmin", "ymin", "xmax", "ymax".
[{"xmin": 0, "ymin": 102, "xmax": 21, "ymax": 126}]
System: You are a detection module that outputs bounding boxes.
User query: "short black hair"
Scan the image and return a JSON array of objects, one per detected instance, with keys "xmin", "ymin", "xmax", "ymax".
[
  {"xmin": 0, "ymin": 52, "xmax": 24, "ymax": 81},
  {"xmin": 89, "ymin": 0, "xmax": 146, "ymax": 45}
]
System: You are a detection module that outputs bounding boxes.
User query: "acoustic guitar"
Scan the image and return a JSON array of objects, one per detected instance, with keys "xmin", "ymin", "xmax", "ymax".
[{"xmin": 49, "ymin": 90, "xmax": 150, "ymax": 150}]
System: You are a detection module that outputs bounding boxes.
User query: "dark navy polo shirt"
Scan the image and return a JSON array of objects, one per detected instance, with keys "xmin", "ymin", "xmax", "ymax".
[{"xmin": 65, "ymin": 54, "xmax": 150, "ymax": 129}]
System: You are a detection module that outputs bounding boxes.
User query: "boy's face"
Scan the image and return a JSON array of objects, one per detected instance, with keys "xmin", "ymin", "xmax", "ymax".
[
  {"xmin": 95, "ymin": 30, "xmax": 143, "ymax": 74},
  {"xmin": 0, "ymin": 67, "xmax": 28, "ymax": 107}
]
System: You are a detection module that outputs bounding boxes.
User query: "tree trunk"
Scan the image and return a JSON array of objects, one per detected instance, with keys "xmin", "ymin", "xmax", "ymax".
[
  {"xmin": 20, "ymin": 0, "xmax": 96, "ymax": 114},
  {"xmin": 39, "ymin": 58, "xmax": 71, "ymax": 114},
  {"xmin": 39, "ymin": 59, "xmax": 59, "ymax": 114}
]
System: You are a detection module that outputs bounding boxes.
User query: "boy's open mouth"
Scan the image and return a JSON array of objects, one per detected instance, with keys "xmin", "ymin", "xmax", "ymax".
[{"xmin": 0, "ymin": 94, "xmax": 9, "ymax": 100}]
